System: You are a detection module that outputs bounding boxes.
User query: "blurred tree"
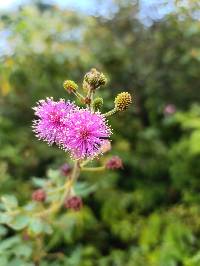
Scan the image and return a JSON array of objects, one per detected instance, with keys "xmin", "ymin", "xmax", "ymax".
[{"xmin": 0, "ymin": 0, "xmax": 200, "ymax": 265}]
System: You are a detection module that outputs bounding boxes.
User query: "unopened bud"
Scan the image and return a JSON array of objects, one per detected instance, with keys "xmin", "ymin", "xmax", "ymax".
[
  {"xmin": 84, "ymin": 68, "xmax": 107, "ymax": 89},
  {"xmin": 114, "ymin": 92, "xmax": 132, "ymax": 111},
  {"xmin": 60, "ymin": 164, "xmax": 72, "ymax": 176},
  {"xmin": 92, "ymin": 97, "xmax": 103, "ymax": 111},
  {"xmin": 63, "ymin": 80, "xmax": 78, "ymax": 94},
  {"xmin": 64, "ymin": 196, "xmax": 83, "ymax": 211},
  {"xmin": 106, "ymin": 156, "xmax": 123, "ymax": 170},
  {"xmin": 32, "ymin": 189, "xmax": 46, "ymax": 202}
]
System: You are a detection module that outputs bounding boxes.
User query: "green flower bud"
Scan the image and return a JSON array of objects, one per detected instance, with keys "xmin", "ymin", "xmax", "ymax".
[
  {"xmin": 92, "ymin": 97, "xmax": 103, "ymax": 111},
  {"xmin": 63, "ymin": 80, "xmax": 78, "ymax": 94},
  {"xmin": 84, "ymin": 68, "xmax": 107, "ymax": 89},
  {"xmin": 114, "ymin": 92, "xmax": 132, "ymax": 111}
]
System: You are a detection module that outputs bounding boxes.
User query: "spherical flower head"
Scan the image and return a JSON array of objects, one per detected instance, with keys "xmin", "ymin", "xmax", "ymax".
[
  {"xmin": 84, "ymin": 68, "xmax": 107, "ymax": 89},
  {"xmin": 106, "ymin": 156, "xmax": 123, "ymax": 170},
  {"xmin": 92, "ymin": 97, "xmax": 103, "ymax": 111},
  {"xmin": 63, "ymin": 80, "xmax": 78, "ymax": 94},
  {"xmin": 32, "ymin": 97, "xmax": 75, "ymax": 145},
  {"xmin": 64, "ymin": 196, "xmax": 83, "ymax": 211},
  {"xmin": 32, "ymin": 189, "xmax": 46, "ymax": 202},
  {"xmin": 62, "ymin": 109, "xmax": 112, "ymax": 159},
  {"xmin": 114, "ymin": 92, "xmax": 132, "ymax": 111}
]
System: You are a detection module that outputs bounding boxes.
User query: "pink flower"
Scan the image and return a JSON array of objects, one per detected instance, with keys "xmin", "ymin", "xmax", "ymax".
[
  {"xmin": 100, "ymin": 140, "xmax": 112, "ymax": 154},
  {"xmin": 62, "ymin": 109, "xmax": 112, "ymax": 159},
  {"xmin": 32, "ymin": 97, "xmax": 74, "ymax": 145},
  {"xmin": 164, "ymin": 104, "xmax": 176, "ymax": 115}
]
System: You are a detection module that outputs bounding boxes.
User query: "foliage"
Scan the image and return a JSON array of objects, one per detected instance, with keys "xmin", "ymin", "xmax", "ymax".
[{"xmin": 0, "ymin": 0, "xmax": 200, "ymax": 265}]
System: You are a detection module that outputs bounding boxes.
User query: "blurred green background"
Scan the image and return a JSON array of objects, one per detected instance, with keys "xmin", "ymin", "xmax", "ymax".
[{"xmin": 0, "ymin": 0, "xmax": 200, "ymax": 265}]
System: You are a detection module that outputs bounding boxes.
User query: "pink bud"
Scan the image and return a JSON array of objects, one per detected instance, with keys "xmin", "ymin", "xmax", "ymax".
[
  {"xmin": 106, "ymin": 156, "xmax": 123, "ymax": 170},
  {"xmin": 64, "ymin": 196, "xmax": 83, "ymax": 211},
  {"xmin": 32, "ymin": 189, "xmax": 46, "ymax": 202},
  {"xmin": 164, "ymin": 104, "xmax": 176, "ymax": 115},
  {"xmin": 60, "ymin": 163, "xmax": 72, "ymax": 176}
]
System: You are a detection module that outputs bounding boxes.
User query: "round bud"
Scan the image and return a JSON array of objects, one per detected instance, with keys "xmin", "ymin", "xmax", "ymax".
[
  {"xmin": 92, "ymin": 97, "xmax": 103, "ymax": 111},
  {"xmin": 60, "ymin": 163, "xmax": 72, "ymax": 176},
  {"xmin": 63, "ymin": 80, "xmax": 78, "ymax": 94},
  {"xmin": 32, "ymin": 189, "xmax": 46, "ymax": 202},
  {"xmin": 84, "ymin": 68, "xmax": 107, "ymax": 89},
  {"xmin": 64, "ymin": 196, "xmax": 83, "ymax": 211},
  {"xmin": 114, "ymin": 92, "xmax": 132, "ymax": 111},
  {"xmin": 106, "ymin": 156, "xmax": 123, "ymax": 170}
]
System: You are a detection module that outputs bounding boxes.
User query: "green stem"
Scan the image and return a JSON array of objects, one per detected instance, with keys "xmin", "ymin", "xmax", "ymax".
[
  {"xmin": 47, "ymin": 185, "xmax": 65, "ymax": 195},
  {"xmin": 36, "ymin": 161, "xmax": 80, "ymax": 218},
  {"xmin": 104, "ymin": 108, "xmax": 118, "ymax": 117},
  {"xmin": 86, "ymin": 85, "xmax": 95, "ymax": 110},
  {"xmin": 73, "ymin": 91, "xmax": 85, "ymax": 100},
  {"xmin": 80, "ymin": 159, "xmax": 90, "ymax": 167},
  {"xmin": 62, "ymin": 160, "xmax": 80, "ymax": 200},
  {"xmin": 81, "ymin": 166, "xmax": 105, "ymax": 172}
]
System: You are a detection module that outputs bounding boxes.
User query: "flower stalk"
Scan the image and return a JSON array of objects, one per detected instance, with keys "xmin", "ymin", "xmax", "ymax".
[
  {"xmin": 104, "ymin": 108, "xmax": 118, "ymax": 117},
  {"xmin": 81, "ymin": 166, "xmax": 105, "ymax": 172},
  {"xmin": 0, "ymin": 68, "xmax": 132, "ymax": 236}
]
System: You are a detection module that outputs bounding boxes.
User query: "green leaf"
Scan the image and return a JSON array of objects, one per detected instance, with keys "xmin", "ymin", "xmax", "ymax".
[
  {"xmin": 13, "ymin": 243, "xmax": 32, "ymax": 258},
  {"xmin": 43, "ymin": 223, "xmax": 53, "ymax": 235},
  {"xmin": 0, "ymin": 257, "xmax": 8, "ymax": 266},
  {"xmin": 0, "ymin": 236, "xmax": 20, "ymax": 252},
  {"xmin": 9, "ymin": 215, "xmax": 30, "ymax": 230},
  {"xmin": 46, "ymin": 169, "xmax": 60, "ymax": 181},
  {"xmin": 1, "ymin": 195, "xmax": 18, "ymax": 210},
  {"xmin": 29, "ymin": 218, "xmax": 44, "ymax": 234},
  {"xmin": 0, "ymin": 225, "xmax": 8, "ymax": 237},
  {"xmin": 74, "ymin": 182, "xmax": 97, "ymax": 197},
  {"xmin": 0, "ymin": 213, "xmax": 12, "ymax": 224},
  {"xmin": 190, "ymin": 131, "xmax": 200, "ymax": 154},
  {"xmin": 24, "ymin": 202, "xmax": 37, "ymax": 212},
  {"xmin": 32, "ymin": 177, "xmax": 47, "ymax": 188},
  {"xmin": 9, "ymin": 258, "xmax": 34, "ymax": 266}
]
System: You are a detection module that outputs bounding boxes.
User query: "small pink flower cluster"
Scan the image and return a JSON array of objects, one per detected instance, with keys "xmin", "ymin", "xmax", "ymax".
[
  {"xmin": 163, "ymin": 104, "xmax": 176, "ymax": 115},
  {"xmin": 32, "ymin": 98, "xmax": 111, "ymax": 159},
  {"xmin": 64, "ymin": 196, "xmax": 83, "ymax": 211}
]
